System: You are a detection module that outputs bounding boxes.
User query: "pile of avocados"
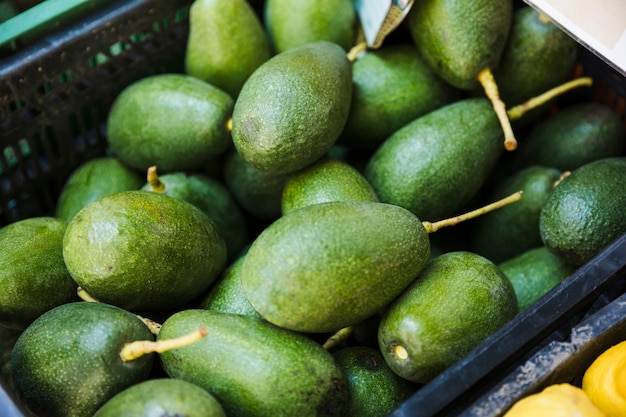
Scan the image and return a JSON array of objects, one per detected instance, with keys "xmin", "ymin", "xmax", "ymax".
[{"xmin": 1, "ymin": 0, "xmax": 625, "ymax": 416}]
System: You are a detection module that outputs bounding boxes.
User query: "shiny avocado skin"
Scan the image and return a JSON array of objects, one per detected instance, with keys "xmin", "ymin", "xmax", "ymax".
[{"xmin": 10, "ymin": 301, "xmax": 155, "ymax": 417}]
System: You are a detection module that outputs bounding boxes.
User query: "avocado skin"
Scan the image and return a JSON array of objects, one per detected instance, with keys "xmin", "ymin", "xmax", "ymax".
[
  {"xmin": 142, "ymin": 171, "xmax": 249, "ymax": 262},
  {"xmin": 264, "ymin": 0, "xmax": 356, "ymax": 54},
  {"xmin": 223, "ymin": 148, "xmax": 293, "ymax": 221},
  {"xmin": 407, "ymin": 0, "xmax": 513, "ymax": 90},
  {"xmin": 281, "ymin": 157, "xmax": 379, "ymax": 215},
  {"xmin": 93, "ymin": 378, "xmax": 226, "ymax": 417},
  {"xmin": 107, "ymin": 74, "xmax": 233, "ymax": 173},
  {"xmin": 10, "ymin": 302, "xmax": 155, "ymax": 417},
  {"xmin": 470, "ymin": 165, "xmax": 563, "ymax": 264},
  {"xmin": 378, "ymin": 251, "xmax": 517, "ymax": 384},
  {"xmin": 185, "ymin": 0, "xmax": 271, "ymax": 98},
  {"xmin": 232, "ymin": 41, "xmax": 353, "ymax": 174},
  {"xmin": 0, "ymin": 217, "xmax": 78, "ymax": 330},
  {"xmin": 56, "ymin": 157, "xmax": 143, "ymax": 222},
  {"xmin": 333, "ymin": 346, "xmax": 419, "ymax": 417},
  {"xmin": 158, "ymin": 309, "xmax": 348, "ymax": 417},
  {"xmin": 241, "ymin": 201, "xmax": 430, "ymax": 333},
  {"xmin": 365, "ymin": 98, "xmax": 504, "ymax": 221},
  {"xmin": 199, "ymin": 255, "xmax": 263, "ymax": 320},
  {"xmin": 539, "ymin": 157, "xmax": 626, "ymax": 267},
  {"xmin": 499, "ymin": 246, "xmax": 576, "ymax": 311},
  {"xmin": 511, "ymin": 103, "xmax": 626, "ymax": 172},
  {"xmin": 62, "ymin": 190, "xmax": 227, "ymax": 313},
  {"xmin": 492, "ymin": 6, "xmax": 579, "ymax": 108},
  {"xmin": 339, "ymin": 43, "xmax": 461, "ymax": 151}
]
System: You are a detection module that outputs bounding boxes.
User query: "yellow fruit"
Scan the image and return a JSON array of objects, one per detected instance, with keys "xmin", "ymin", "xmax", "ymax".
[
  {"xmin": 582, "ymin": 340, "xmax": 626, "ymax": 417},
  {"xmin": 503, "ymin": 383, "xmax": 606, "ymax": 417}
]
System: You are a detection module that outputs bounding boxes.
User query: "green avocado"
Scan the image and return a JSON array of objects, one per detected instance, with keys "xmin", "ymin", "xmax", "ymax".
[
  {"xmin": 240, "ymin": 200, "xmax": 430, "ymax": 333},
  {"xmin": 62, "ymin": 190, "xmax": 227, "ymax": 313},
  {"xmin": 338, "ymin": 43, "xmax": 461, "ymax": 151},
  {"xmin": 539, "ymin": 157, "xmax": 626, "ymax": 266},
  {"xmin": 185, "ymin": 0, "xmax": 271, "ymax": 98},
  {"xmin": 510, "ymin": 103, "xmax": 626, "ymax": 172},
  {"xmin": 93, "ymin": 378, "xmax": 226, "ymax": 417},
  {"xmin": 364, "ymin": 98, "xmax": 504, "ymax": 221},
  {"xmin": 56, "ymin": 157, "xmax": 143, "ymax": 222},
  {"xmin": 264, "ymin": 0, "xmax": 356, "ymax": 53},
  {"xmin": 141, "ymin": 168, "xmax": 249, "ymax": 261},
  {"xmin": 281, "ymin": 157, "xmax": 379, "ymax": 215},
  {"xmin": 10, "ymin": 301, "xmax": 155, "ymax": 417},
  {"xmin": 499, "ymin": 246, "xmax": 576, "ymax": 311},
  {"xmin": 378, "ymin": 251, "xmax": 517, "ymax": 384},
  {"xmin": 199, "ymin": 255, "xmax": 262, "ymax": 320},
  {"xmin": 406, "ymin": 0, "xmax": 513, "ymax": 90},
  {"xmin": 158, "ymin": 309, "xmax": 348, "ymax": 417},
  {"xmin": 231, "ymin": 41, "xmax": 353, "ymax": 174},
  {"xmin": 490, "ymin": 6, "xmax": 579, "ymax": 111},
  {"xmin": 0, "ymin": 217, "xmax": 78, "ymax": 330},
  {"xmin": 469, "ymin": 165, "xmax": 563, "ymax": 264},
  {"xmin": 222, "ymin": 148, "xmax": 293, "ymax": 221},
  {"xmin": 333, "ymin": 346, "xmax": 419, "ymax": 417},
  {"xmin": 106, "ymin": 73, "xmax": 233, "ymax": 173}
]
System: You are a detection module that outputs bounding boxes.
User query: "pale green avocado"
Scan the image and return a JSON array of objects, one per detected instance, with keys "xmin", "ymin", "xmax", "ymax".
[
  {"xmin": 106, "ymin": 73, "xmax": 233, "ymax": 173},
  {"xmin": 185, "ymin": 0, "xmax": 271, "ymax": 98},
  {"xmin": 62, "ymin": 190, "xmax": 227, "ymax": 313},
  {"xmin": 231, "ymin": 41, "xmax": 353, "ymax": 174}
]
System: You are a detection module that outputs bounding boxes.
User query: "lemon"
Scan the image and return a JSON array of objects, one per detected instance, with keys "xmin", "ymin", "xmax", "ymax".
[
  {"xmin": 503, "ymin": 383, "xmax": 606, "ymax": 416},
  {"xmin": 582, "ymin": 340, "xmax": 626, "ymax": 417}
]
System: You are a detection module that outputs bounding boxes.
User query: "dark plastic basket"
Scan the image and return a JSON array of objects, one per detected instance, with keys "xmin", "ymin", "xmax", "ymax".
[{"xmin": 1, "ymin": 1, "xmax": 625, "ymax": 416}]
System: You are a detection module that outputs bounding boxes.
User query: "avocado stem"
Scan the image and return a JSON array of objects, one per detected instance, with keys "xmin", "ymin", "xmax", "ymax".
[
  {"xmin": 119, "ymin": 326, "xmax": 208, "ymax": 362},
  {"xmin": 553, "ymin": 170, "xmax": 571, "ymax": 188},
  {"xmin": 346, "ymin": 41, "xmax": 368, "ymax": 62},
  {"xmin": 477, "ymin": 67, "xmax": 517, "ymax": 151},
  {"xmin": 507, "ymin": 77, "xmax": 593, "ymax": 121},
  {"xmin": 322, "ymin": 326, "xmax": 353, "ymax": 350},
  {"xmin": 77, "ymin": 286, "xmax": 99, "ymax": 302},
  {"xmin": 146, "ymin": 166, "xmax": 166, "ymax": 193},
  {"xmin": 421, "ymin": 190, "xmax": 523, "ymax": 233},
  {"xmin": 225, "ymin": 117, "xmax": 233, "ymax": 132}
]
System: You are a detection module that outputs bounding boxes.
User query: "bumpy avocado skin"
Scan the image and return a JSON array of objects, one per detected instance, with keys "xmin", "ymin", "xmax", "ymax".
[
  {"xmin": 10, "ymin": 302, "xmax": 155, "ymax": 417},
  {"xmin": 539, "ymin": 157, "xmax": 626, "ymax": 266},
  {"xmin": 231, "ymin": 41, "xmax": 353, "ymax": 174},
  {"xmin": 281, "ymin": 157, "xmax": 379, "ymax": 215},
  {"xmin": 185, "ymin": 0, "xmax": 271, "ymax": 98},
  {"xmin": 492, "ymin": 6, "xmax": 579, "ymax": 107},
  {"xmin": 378, "ymin": 251, "xmax": 518, "ymax": 384},
  {"xmin": 0, "ymin": 217, "xmax": 78, "ymax": 330},
  {"xmin": 339, "ymin": 43, "xmax": 461, "ymax": 151},
  {"xmin": 407, "ymin": 0, "xmax": 513, "ymax": 90},
  {"xmin": 93, "ymin": 378, "xmax": 226, "ymax": 417},
  {"xmin": 241, "ymin": 201, "xmax": 430, "ymax": 333},
  {"xmin": 365, "ymin": 98, "xmax": 504, "ymax": 222},
  {"xmin": 264, "ymin": 0, "xmax": 356, "ymax": 53},
  {"xmin": 470, "ymin": 165, "xmax": 563, "ymax": 264},
  {"xmin": 62, "ymin": 190, "xmax": 227, "ymax": 313},
  {"xmin": 142, "ymin": 171, "xmax": 249, "ymax": 262},
  {"xmin": 56, "ymin": 157, "xmax": 143, "ymax": 222},
  {"xmin": 499, "ymin": 246, "xmax": 576, "ymax": 311},
  {"xmin": 158, "ymin": 309, "xmax": 348, "ymax": 417},
  {"xmin": 511, "ymin": 103, "xmax": 626, "ymax": 172},
  {"xmin": 333, "ymin": 346, "xmax": 419, "ymax": 417},
  {"xmin": 106, "ymin": 74, "xmax": 233, "ymax": 173}
]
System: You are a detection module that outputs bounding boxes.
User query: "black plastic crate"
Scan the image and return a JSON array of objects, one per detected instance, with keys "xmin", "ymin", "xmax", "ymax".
[{"xmin": 1, "ymin": 1, "xmax": 625, "ymax": 416}]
